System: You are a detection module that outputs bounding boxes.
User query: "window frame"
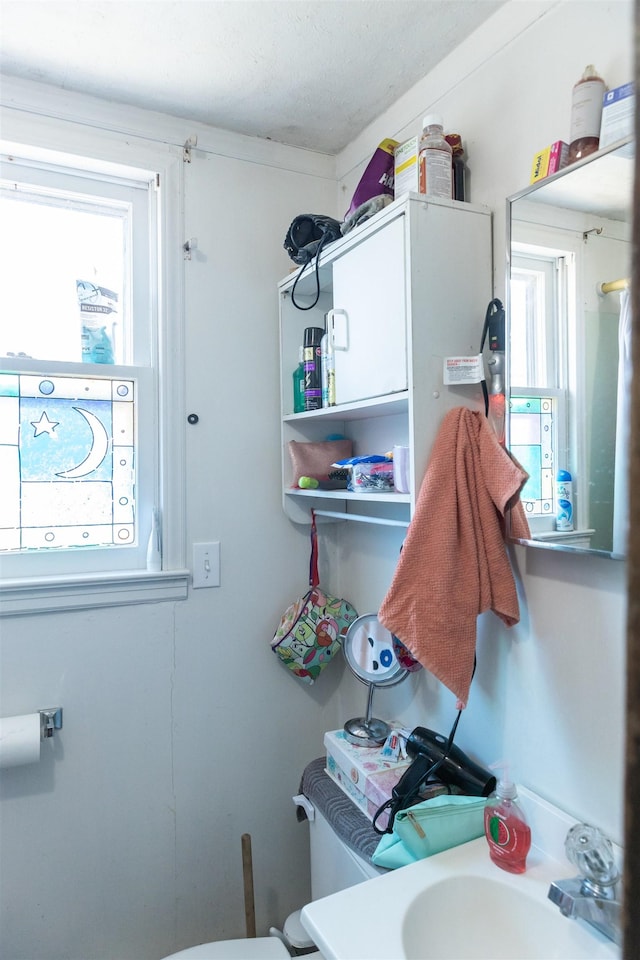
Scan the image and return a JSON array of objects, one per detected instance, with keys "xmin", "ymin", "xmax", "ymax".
[
  {"xmin": 0, "ymin": 155, "xmax": 153, "ymax": 366},
  {"xmin": 509, "ymin": 235, "xmax": 584, "ymax": 535},
  {"xmin": 0, "ymin": 114, "xmax": 188, "ymax": 616}
]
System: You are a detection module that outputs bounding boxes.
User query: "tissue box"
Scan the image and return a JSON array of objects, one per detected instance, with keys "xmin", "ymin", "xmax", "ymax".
[
  {"xmin": 324, "ymin": 729, "xmax": 411, "ymax": 827},
  {"xmin": 600, "ymin": 82, "xmax": 634, "ymax": 148},
  {"xmin": 530, "ymin": 141, "xmax": 569, "ymax": 183}
]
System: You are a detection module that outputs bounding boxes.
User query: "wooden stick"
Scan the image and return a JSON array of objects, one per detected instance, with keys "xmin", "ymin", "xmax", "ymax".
[{"xmin": 241, "ymin": 833, "xmax": 256, "ymax": 938}]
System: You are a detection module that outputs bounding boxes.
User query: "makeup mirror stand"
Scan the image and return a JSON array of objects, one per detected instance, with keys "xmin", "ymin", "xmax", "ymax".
[
  {"xmin": 342, "ymin": 613, "xmax": 410, "ymax": 747},
  {"xmin": 344, "ymin": 681, "xmax": 393, "ymax": 747}
]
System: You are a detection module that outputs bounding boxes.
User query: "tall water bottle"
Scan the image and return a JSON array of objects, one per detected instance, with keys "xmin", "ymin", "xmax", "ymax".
[
  {"xmin": 556, "ymin": 470, "xmax": 574, "ymax": 531},
  {"xmin": 568, "ymin": 65, "xmax": 605, "ymax": 163},
  {"xmin": 418, "ymin": 115, "xmax": 453, "ymax": 199}
]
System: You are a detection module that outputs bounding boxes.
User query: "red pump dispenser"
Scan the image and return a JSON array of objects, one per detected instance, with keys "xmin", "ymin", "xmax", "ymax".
[{"xmin": 484, "ymin": 768, "xmax": 531, "ymax": 874}]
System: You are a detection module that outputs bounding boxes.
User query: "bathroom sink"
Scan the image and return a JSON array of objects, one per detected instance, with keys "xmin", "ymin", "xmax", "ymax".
[
  {"xmin": 301, "ymin": 837, "xmax": 620, "ymax": 960},
  {"xmin": 402, "ymin": 872, "xmax": 607, "ymax": 959}
]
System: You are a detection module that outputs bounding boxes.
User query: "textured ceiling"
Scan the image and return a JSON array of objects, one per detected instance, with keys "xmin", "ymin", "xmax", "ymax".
[{"xmin": 0, "ymin": 0, "xmax": 505, "ymax": 154}]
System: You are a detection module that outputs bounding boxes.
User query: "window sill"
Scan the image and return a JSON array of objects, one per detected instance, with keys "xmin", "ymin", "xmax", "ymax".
[{"xmin": 0, "ymin": 569, "xmax": 190, "ymax": 617}]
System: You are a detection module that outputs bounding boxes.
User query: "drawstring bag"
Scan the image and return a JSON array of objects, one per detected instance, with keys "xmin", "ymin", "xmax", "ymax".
[
  {"xmin": 344, "ymin": 138, "xmax": 398, "ymax": 220},
  {"xmin": 371, "ymin": 795, "xmax": 486, "ymax": 869},
  {"xmin": 283, "ymin": 214, "xmax": 343, "ymax": 311},
  {"xmin": 271, "ymin": 512, "xmax": 358, "ymax": 683}
]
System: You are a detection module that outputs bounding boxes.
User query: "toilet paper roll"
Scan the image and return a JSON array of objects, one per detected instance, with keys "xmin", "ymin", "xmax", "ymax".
[{"xmin": 0, "ymin": 713, "xmax": 41, "ymax": 768}]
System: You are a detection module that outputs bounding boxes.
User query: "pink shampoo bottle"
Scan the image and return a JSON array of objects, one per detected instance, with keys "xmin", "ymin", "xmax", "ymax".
[{"xmin": 484, "ymin": 772, "xmax": 531, "ymax": 874}]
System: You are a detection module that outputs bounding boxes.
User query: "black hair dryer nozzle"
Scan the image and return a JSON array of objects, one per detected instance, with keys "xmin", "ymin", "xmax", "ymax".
[{"xmin": 406, "ymin": 727, "xmax": 496, "ymax": 797}]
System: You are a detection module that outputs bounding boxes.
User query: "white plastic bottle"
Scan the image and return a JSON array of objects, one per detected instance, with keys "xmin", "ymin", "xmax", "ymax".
[
  {"xmin": 568, "ymin": 65, "xmax": 606, "ymax": 163},
  {"xmin": 556, "ymin": 469, "xmax": 574, "ymax": 531},
  {"xmin": 418, "ymin": 115, "xmax": 453, "ymax": 199},
  {"xmin": 146, "ymin": 508, "xmax": 162, "ymax": 572}
]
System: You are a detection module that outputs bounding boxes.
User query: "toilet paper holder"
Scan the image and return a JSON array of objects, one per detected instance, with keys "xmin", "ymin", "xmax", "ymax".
[{"xmin": 39, "ymin": 707, "xmax": 63, "ymax": 740}]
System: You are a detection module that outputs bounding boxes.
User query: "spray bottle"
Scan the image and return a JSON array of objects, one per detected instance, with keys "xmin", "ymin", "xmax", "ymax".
[
  {"xmin": 484, "ymin": 763, "xmax": 531, "ymax": 874},
  {"xmin": 556, "ymin": 470, "xmax": 574, "ymax": 531},
  {"xmin": 320, "ymin": 325, "xmax": 336, "ymax": 408}
]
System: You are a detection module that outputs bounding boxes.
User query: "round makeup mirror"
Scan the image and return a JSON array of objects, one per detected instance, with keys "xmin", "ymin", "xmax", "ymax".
[{"xmin": 342, "ymin": 613, "xmax": 410, "ymax": 746}]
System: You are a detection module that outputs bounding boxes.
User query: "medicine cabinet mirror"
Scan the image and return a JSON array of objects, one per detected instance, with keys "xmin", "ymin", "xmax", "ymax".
[{"xmin": 506, "ymin": 137, "xmax": 633, "ymax": 559}]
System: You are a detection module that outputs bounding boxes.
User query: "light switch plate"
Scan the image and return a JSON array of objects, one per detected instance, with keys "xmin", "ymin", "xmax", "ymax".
[{"xmin": 192, "ymin": 541, "xmax": 220, "ymax": 588}]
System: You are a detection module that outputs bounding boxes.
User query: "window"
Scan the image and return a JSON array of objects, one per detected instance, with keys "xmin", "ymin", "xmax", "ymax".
[
  {"xmin": 0, "ymin": 127, "xmax": 186, "ymax": 614},
  {"xmin": 509, "ymin": 246, "xmax": 572, "ymax": 531},
  {"xmin": 509, "ymin": 393, "xmax": 560, "ymax": 518}
]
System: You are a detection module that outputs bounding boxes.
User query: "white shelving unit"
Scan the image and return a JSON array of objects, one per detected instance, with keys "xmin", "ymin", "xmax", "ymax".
[{"xmin": 278, "ymin": 192, "xmax": 493, "ymax": 526}]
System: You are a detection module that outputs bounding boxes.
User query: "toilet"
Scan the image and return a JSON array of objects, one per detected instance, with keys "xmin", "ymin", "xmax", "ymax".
[
  {"xmin": 163, "ymin": 765, "xmax": 383, "ymax": 959},
  {"xmin": 163, "ymin": 939, "xmax": 292, "ymax": 959}
]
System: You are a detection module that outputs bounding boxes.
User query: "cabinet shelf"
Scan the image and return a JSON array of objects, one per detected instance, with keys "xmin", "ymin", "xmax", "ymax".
[
  {"xmin": 285, "ymin": 488, "xmax": 410, "ymax": 504},
  {"xmin": 283, "ymin": 392, "xmax": 409, "ymax": 424},
  {"xmin": 278, "ymin": 193, "xmax": 492, "ymax": 526}
]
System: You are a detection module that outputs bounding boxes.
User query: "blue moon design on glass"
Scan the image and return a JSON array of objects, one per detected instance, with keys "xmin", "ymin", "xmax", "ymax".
[{"xmin": 56, "ymin": 408, "xmax": 109, "ymax": 479}]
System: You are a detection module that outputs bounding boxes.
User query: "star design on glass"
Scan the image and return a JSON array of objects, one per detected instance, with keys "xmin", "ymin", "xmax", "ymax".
[{"xmin": 30, "ymin": 411, "xmax": 60, "ymax": 437}]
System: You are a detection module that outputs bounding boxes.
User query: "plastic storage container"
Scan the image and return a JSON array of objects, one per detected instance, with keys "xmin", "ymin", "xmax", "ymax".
[
  {"xmin": 418, "ymin": 115, "xmax": 453, "ymax": 199},
  {"xmin": 484, "ymin": 776, "xmax": 531, "ymax": 874}
]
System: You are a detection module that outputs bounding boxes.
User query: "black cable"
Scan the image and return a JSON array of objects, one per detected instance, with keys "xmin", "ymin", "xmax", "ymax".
[
  {"xmin": 480, "ymin": 298, "xmax": 504, "ymax": 417},
  {"xmin": 373, "ymin": 656, "xmax": 478, "ymax": 835},
  {"xmin": 290, "ymin": 233, "xmax": 331, "ymax": 310}
]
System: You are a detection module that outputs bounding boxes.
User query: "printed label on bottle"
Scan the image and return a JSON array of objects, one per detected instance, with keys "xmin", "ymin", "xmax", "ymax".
[
  {"xmin": 485, "ymin": 807, "xmax": 531, "ymax": 865},
  {"xmin": 570, "ymin": 79, "xmax": 605, "ymax": 140},
  {"xmin": 304, "ymin": 345, "xmax": 322, "ymax": 409},
  {"xmin": 419, "ymin": 149, "xmax": 452, "ymax": 199},
  {"xmin": 488, "ymin": 814, "xmax": 511, "ymax": 848}
]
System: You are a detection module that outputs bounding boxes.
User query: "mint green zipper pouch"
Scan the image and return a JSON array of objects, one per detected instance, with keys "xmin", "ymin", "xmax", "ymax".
[{"xmin": 371, "ymin": 795, "xmax": 486, "ymax": 869}]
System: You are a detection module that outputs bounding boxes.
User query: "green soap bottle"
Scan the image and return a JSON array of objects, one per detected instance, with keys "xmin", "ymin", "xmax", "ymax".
[{"xmin": 293, "ymin": 347, "xmax": 305, "ymax": 413}]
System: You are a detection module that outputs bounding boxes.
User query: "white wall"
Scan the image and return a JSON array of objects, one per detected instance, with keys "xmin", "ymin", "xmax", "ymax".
[
  {"xmin": 0, "ymin": 87, "xmax": 343, "ymax": 960},
  {"xmin": 0, "ymin": 1, "xmax": 632, "ymax": 958},
  {"xmin": 330, "ymin": 0, "xmax": 631, "ymax": 841}
]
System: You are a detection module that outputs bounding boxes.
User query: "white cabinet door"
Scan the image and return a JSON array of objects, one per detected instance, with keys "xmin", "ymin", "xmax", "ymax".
[{"xmin": 331, "ymin": 214, "xmax": 407, "ymax": 405}]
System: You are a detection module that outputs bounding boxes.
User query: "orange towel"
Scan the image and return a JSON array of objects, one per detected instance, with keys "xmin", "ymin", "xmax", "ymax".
[{"xmin": 378, "ymin": 407, "xmax": 530, "ymax": 708}]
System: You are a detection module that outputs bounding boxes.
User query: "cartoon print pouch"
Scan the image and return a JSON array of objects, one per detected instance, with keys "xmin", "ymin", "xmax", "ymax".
[{"xmin": 271, "ymin": 512, "xmax": 357, "ymax": 684}]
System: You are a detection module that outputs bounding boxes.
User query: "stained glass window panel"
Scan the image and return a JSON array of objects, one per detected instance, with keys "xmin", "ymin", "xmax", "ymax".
[
  {"xmin": 510, "ymin": 395, "xmax": 554, "ymax": 517},
  {"xmin": 0, "ymin": 372, "xmax": 135, "ymax": 552}
]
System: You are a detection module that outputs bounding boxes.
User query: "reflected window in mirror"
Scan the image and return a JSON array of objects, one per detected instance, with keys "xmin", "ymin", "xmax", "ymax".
[
  {"xmin": 510, "ymin": 246, "xmax": 573, "ymax": 533},
  {"xmin": 510, "ymin": 395, "xmax": 558, "ymax": 520},
  {"xmin": 506, "ymin": 138, "xmax": 633, "ymax": 558}
]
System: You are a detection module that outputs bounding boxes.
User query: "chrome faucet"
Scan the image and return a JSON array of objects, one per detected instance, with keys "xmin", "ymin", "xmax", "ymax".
[{"xmin": 548, "ymin": 822, "xmax": 622, "ymax": 946}]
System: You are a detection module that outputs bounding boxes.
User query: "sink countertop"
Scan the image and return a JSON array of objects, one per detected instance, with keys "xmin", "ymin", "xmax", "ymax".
[{"xmin": 301, "ymin": 836, "xmax": 620, "ymax": 960}]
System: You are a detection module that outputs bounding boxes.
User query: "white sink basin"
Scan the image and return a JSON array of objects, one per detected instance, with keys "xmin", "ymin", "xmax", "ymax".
[{"xmin": 301, "ymin": 838, "xmax": 620, "ymax": 960}]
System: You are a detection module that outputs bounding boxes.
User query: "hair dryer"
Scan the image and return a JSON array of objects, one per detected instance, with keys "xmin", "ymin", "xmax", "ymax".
[
  {"xmin": 483, "ymin": 298, "xmax": 506, "ymax": 443},
  {"xmin": 379, "ymin": 726, "xmax": 496, "ymax": 831}
]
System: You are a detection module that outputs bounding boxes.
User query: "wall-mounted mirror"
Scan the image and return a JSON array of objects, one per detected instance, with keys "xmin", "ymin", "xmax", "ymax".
[{"xmin": 506, "ymin": 137, "xmax": 633, "ymax": 558}]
